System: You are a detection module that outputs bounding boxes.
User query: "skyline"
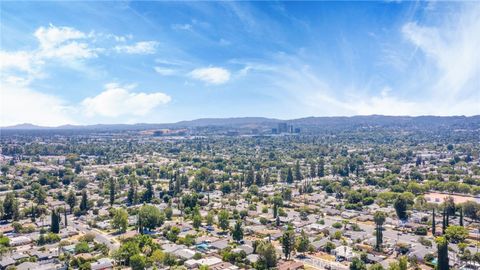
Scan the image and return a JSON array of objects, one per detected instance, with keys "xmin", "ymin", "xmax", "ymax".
[{"xmin": 1, "ymin": 1, "xmax": 480, "ymax": 126}]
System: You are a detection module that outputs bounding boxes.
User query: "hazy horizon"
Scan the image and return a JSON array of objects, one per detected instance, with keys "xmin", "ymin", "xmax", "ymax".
[{"xmin": 1, "ymin": 1, "xmax": 480, "ymax": 126}]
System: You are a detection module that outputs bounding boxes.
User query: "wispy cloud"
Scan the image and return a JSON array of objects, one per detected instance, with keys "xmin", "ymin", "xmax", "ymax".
[
  {"xmin": 189, "ymin": 67, "xmax": 231, "ymax": 85},
  {"xmin": 114, "ymin": 41, "xmax": 158, "ymax": 54}
]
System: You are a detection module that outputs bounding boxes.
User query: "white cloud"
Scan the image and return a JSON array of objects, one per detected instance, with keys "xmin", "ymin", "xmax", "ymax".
[
  {"xmin": 81, "ymin": 83, "xmax": 171, "ymax": 118},
  {"xmin": 0, "ymin": 51, "xmax": 35, "ymax": 73},
  {"xmin": 34, "ymin": 24, "xmax": 97, "ymax": 61},
  {"xmin": 189, "ymin": 67, "xmax": 231, "ymax": 84},
  {"xmin": 402, "ymin": 4, "xmax": 480, "ymax": 98},
  {"xmin": 114, "ymin": 41, "xmax": 158, "ymax": 54},
  {"xmin": 34, "ymin": 25, "xmax": 87, "ymax": 49},
  {"xmin": 0, "ymin": 83, "xmax": 74, "ymax": 127}
]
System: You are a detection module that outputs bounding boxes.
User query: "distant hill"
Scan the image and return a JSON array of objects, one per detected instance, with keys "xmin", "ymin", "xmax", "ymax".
[{"xmin": 2, "ymin": 115, "xmax": 479, "ymax": 131}]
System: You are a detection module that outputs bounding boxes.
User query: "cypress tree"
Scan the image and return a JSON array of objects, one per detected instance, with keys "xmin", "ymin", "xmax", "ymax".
[
  {"xmin": 459, "ymin": 207, "xmax": 464, "ymax": 227},
  {"xmin": 286, "ymin": 167, "xmax": 294, "ymax": 184},
  {"xmin": 50, "ymin": 209, "xmax": 60, "ymax": 233},
  {"xmin": 442, "ymin": 208, "xmax": 446, "ymax": 234},
  {"xmin": 109, "ymin": 177, "xmax": 116, "ymax": 206},
  {"xmin": 317, "ymin": 158, "xmax": 325, "ymax": 177},
  {"xmin": 432, "ymin": 208, "xmax": 436, "ymax": 236},
  {"xmin": 436, "ymin": 236, "xmax": 449, "ymax": 270},
  {"xmin": 80, "ymin": 190, "xmax": 88, "ymax": 213},
  {"xmin": 294, "ymin": 160, "xmax": 303, "ymax": 180}
]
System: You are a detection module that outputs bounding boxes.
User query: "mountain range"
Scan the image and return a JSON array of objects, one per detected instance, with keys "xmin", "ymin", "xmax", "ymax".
[{"xmin": 2, "ymin": 115, "xmax": 479, "ymax": 131}]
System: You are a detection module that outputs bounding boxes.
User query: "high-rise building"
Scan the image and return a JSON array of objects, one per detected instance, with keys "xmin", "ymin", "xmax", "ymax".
[{"xmin": 278, "ymin": 123, "xmax": 288, "ymax": 133}]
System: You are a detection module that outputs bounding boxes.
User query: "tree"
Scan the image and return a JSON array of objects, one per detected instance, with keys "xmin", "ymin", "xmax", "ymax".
[
  {"xmin": 444, "ymin": 196, "xmax": 456, "ymax": 227},
  {"xmin": 374, "ymin": 211, "xmax": 386, "ymax": 251},
  {"xmin": 174, "ymin": 172, "xmax": 181, "ymax": 195},
  {"xmin": 138, "ymin": 205, "xmax": 164, "ymax": 232},
  {"xmin": 256, "ymin": 241, "xmax": 277, "ymax": 269},
  {"xmin": 296, "ymin": 230, "xmax": 310, "ymax": 254},
  {"xmin": 286, "ymin": 167, "xmax": 294, "ymax": 184},
  {"xmin": 109, "ymin": 178, "xmax": 116, "ymax": 206},
  {"xmin": 436, "ymin": 236, "xmax": 449, "ymax": 270},
  {"xmin": 218, "ymin": 210, "xmax": 230, "ymax": 231},
  {"xmin": 432, "ymin": 208, "xmax": 436, "ymax": 236},
  {"xmin": 318, "ymin": 158, "xmax": 325, "ymax": 177},
  {"xmin": 231, "ymin": 220, "xmax": 244, "ymax": 242},
  {"xmin": 281, "ymin": 227, "xmax": 296, "ymax": 260},
  {"xmin": 127, "ymin": 183, "xmax": 137, "ymax": 205},
  {"xmin": 112, "ymin": 208, "xmax": 128, "ymax": 233},
  {"xmin": 193, "ymin": 214, "xmax": 202, "ymax": 229},
  {"xmin": 50, "ymin": 208, "xmax": 60, "ymax": 233},
  {"xmin": 255, "ymin": 172, "xmax": 263, "ymax": 186},
  {"xmin": 79, "ymin": 190, "xmax": 89, "ymax": 213},
  {"xmin": 3, "ymin": 192, "xmax": 19, "ymax": 220},
  {"xmin": 130, "ymin": 254, "xmax": 146, "ymax": 270},
  {"xmin": 350, "ymin": 257, "xmax": 366, "ymax": 270},
  {"xmin": 310, "ymin": 163, "xmax": 316, "ymax": 178},
  {"xmin": 246, "ymin": 167, "xmax": 254, "ymax": 187},
  {"xmin": 445, "ymin": 225, "xmax": 468, "ymax": 243},
  {"xmin": 294, "ymin": 160, "xmax": 303, "ymax": 181},
  {"xmin": 206, "ymin": 211, "xmax": 214, "ymax": 226},
  {"xmin": 66, "ymin": 190, "xmax": 76, "ymax": 212},
  {"xmin": 369, "ymin": 264, "xmax": 384, "ymax": 270},
  {"xmin": 459, "ymin": 206, "xmax": 464, "ymax": 227},
  {"xmin": 142, "ymin": 181, "xmax": 153, "ymax": 203},
  {"xmin": 272, "ymin": 195, "xmax": 283, "ymax": 218},
  {"xmin": 394, "ymin": 196, "xmax": 408, "ymax": 221}
]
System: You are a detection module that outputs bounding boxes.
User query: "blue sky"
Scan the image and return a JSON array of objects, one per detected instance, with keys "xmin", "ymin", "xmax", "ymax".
[{"xmin": 1, "ymin": 1, "xmax": 479, "ymax": 126}]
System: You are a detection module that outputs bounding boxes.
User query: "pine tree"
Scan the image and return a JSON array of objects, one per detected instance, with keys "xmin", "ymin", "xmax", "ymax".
[
  {"xmin": 432, "ymin": 208, "xmax": 436, "ymax": 236},
  {"xmin": 127, "ymin": 184, "xmax": 136, "ymax": 205},
  {"xmin": 310, "ymin": 163, "xmax": 316, "ymax": 178},
  {"xmin": 79, "ymin": 190, "xmax": 88, "ymax": 213},
  {"xmin": 281, "ymin": 227, "xmax": 296, "ymax": 260},
  {"xmin": 66, "ymin": 190, "xmax": 76, "ymax": 213},
  {"xmin": 286, "ymin": 167, "xmax": 294, "ymax": 184},
  {"xmin": 143, "ymin": 181, "xmax": 153, "ymax": 203},
  {"xmin": 459, "ymin": 207, "xmax": 464, "ymax": 227},
  {"xmin": 109, "ymin": 177, "xmax": 116, "ymax": 206},
  {"xmin": 3, "ymin": 192, "xmax": 19, "ymax": 220},
  {"xmin": 231, "ymin": 220, "xmax": 244, "ymax": 242},
  {"xmin": 246, "ymin": 167, "xmax": 254, "ymax": 187},
  {"xmin": 318, "ymin": 158, "xmax": 325, "ymax": 177},
  {"xmin": 174, "ymin": 171, "xmax": 181, "ymax": 195},
  {"xmin": 294, "ymin": 160, "xmax": 303, "ymax": 181},
  {"xmin": 264, "ymin": 172, "xmax": 270, "ymax": 185},
  {"xmin": 255, "ymin": 171, "xmax": 263, "ymax": 186}
]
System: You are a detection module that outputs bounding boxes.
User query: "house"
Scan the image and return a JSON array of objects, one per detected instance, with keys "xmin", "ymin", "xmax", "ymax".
[
  {"xmin": 277, "ymin": 260, "xmax": 304, "ymax": 270},
  {"xmin": 91, "ymin": 258, "xmax": 114, "ymax": 270},
  {"xmin": 334, "ymin": 245, "xmax": 356, "ymax": 261},
  {"xmin": 185, "ymin": 257, "xmax": 223, "ymax": 268},
  {"xmin": 210, "ymin": 239, "xmax": 229, "ymax": 250},
  {"xmin": 162, "ymin": 243, "xmax": 186, "ymax": 253},
  {"xmin": 10, "ymin": 236, "xmax": 32, "ymax": 246},
  {"xmin": 0, "ymin": 257, "xmax": 15, "ymax": 270},
  {"xmin": 173, "ymin": 248, "xmax": 196, "ymax": 260}
]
